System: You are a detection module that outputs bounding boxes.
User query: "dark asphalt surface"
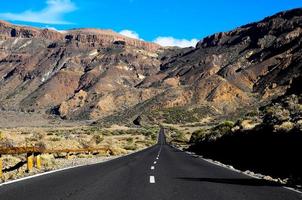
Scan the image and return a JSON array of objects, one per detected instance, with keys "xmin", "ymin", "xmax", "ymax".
[{"xmin": 0, "ymin": 129, "xmax": 301, "ymax": 200}]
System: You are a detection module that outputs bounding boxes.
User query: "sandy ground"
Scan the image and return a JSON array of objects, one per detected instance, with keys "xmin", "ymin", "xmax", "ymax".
[{"xmin": 0, "ymin": 111, "xmax": 91, "ymax": 128}]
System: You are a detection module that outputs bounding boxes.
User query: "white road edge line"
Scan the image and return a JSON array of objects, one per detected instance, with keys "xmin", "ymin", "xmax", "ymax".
[
  {"xmin": 283, "ymin": 186, "xmax": 302, "ymax": 194},
  {"xmin": 171, "ymin": 146, "xmax": 302, "ymax": 195},
  {"xmin": 151, "ymin": 166, "xmax": 155, "ymax": 170},
  {"xmin": 154, "ymin": 161, "xmax": 157, "ymax": 164},
  {"xmin": 0, "ymin": 145, "xmax": 153, "ymax": 187},
  {"xmin": 150, "ymin": 176, "xmax": 155, "ymax": 183}
]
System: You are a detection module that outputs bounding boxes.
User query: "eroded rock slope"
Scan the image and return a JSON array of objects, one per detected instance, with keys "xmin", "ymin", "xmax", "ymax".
[{"xmin": 0, "ymin": 8, "xmax": 301, "ymax": 123}]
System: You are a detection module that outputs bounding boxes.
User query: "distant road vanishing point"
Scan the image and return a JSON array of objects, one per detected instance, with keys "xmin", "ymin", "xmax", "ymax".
[{"xmin": 0, "ymin": 129, "xmax": 300, "ymax": 200}]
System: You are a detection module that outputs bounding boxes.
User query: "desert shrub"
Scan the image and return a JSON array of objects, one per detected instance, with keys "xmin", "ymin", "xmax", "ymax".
[
  {"xmin": 124, "ymin": 144, "xmax": 137, "ymax": 151},
  {"xmin": 103, "ymin": 131, "xmax": 112, "ymax": 136},
  {"xmin": 168, "ymin": 128, "xmax": 186, "ymax": 143},
  {"xmin": 174, "ymin": 132, "xmax": 187, "ymax": 143},
  {"xmin": 126, "ymin": 137, "xmax": 134, "ymax": 143},
  {"xmin": 79, "ymin": 139, "xmax": 90, "ymax": 148},
  {"xmin": 41, "ymin": 154, "xmax": 55, "ymax": 168},
  {"xmin": 207, "ymin": 120, "xmax": 235, "ymax": 140},
  {"xmin": 246, "ymin": 109, "xmax": 259, "ymax": 117},
  {"xmin": 111, "ymin": 130, "xmax": 125, "ymax": 135},
  {"xmin": 190, "ymin": 129, "xmax": 207, "ymax": 143},
  {"xmin": 0, "ymin": 138, "xmax": 15, "ymax": 147},
  {"xmin": 49, "ymin": 137, "xmax": 61, "ymax": 142},
  {"xmin": 110, "ymin": 146, "xmax": 127, "ymax": 155},
  {"xmin": 162, "ymin": 108, "xmax": 198, "ymax": 124},
  {"xmin": 31, "ymin": 132, "xmax": 44, "ymax": 141},
  {"xmin": 221, "ymin": 120, "xmax": 235, "ymax": 127},
  {"xmin": 141, "ymin": 130, "xmax": 153, "ymax": 137},
  {"xmin": 91, "ymin": 135, "xmax": 104, "ymax": 144},
  {"xmin": 274, "ymin": 121, "xmax": 294, "ymax": 132},
  {"xmin": 264, "ymin": 106, "xmax": 290, "ymax": 125},
  {"xmin": 151, "ymin": 106, "xmax": 217, "ymax": 124},
  {"xmin": 35, "ymin": 141, "xmax": 46, "ymax": 149},
  {"xmin": 151, "ymin": 134, "xmax": 157, "ymax": 141}
]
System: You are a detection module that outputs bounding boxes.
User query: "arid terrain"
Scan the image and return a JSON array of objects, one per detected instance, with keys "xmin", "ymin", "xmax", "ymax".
[
  {"xmin": 0, "ymin": 125, "xmax": 158, "ymax": 182},
  {"xmin": 0, "ymin": 8, "xmax": 301, "ymax": 125},
  {"xmin": 0, "ymin": 8, "xmax": 302, "ymax": 188}
]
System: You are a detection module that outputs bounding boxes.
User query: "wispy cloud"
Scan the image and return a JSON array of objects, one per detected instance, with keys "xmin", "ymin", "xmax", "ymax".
[
  {"xmin": 119, "ymin": 29, "xmax": 199, "ymax": 48},
  {"xmin": 44, "ymin": 25, "xmax": 67, "ymax": 33},
  {"xmin": 119, "ymin": 29, "xmax": 141, "ymax": 40},
  {"xmin": 0, "ymin": 0, "xmax": 76, "ymax": 25},
  {"xmin": 153, "ymin": 37, "xmax": 198, "ymax": 48}
]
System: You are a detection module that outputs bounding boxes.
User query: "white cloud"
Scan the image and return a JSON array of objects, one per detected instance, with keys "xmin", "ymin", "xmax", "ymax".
[
  {"xmin": 0, "ymin": 0, "xmax": 76, "ymax": 25},
  {"xmin": 119, "ymin": 29, "xmax": 141, "ymax": 40},
  {"xmin": 153, "ymin": 37, "xmax": 198, "ymax": 48},
  {"xmin": 118, "ymin": 29, "xmax": 199, "ymax": 48},
  {"xmin": 44, "ymin": 26, "xmax": 67, "ymax": 33}
]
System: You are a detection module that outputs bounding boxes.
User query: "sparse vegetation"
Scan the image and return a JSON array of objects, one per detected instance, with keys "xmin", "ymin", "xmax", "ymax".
[
  {"xmin": 148, "ymin": 106, "xmax": 217, "ymax": 124},
  {"xmin": 189, "ymin": 129, "xmax": 207, "ymax": 143},
  {"xmin": 164, "ymin": 126, "xmax": 188, "ymax": 144},
  {"xmin": 0, "ymin": 125, "xmax": 159, "ymax": 182},
  {"xmin": 49, "ymin": 137, "xmax": 62, "ymax": 142},
  {"xmin": 91, "ymin": 135, "xmax": 104, "ymax": 144},
  {"xmin": 0, "ymin": 131, "xmax": 3, "ymax": 140},
  {"xmin": 123, "ymin": 144, "xmax": 137, "ymax": 151},
  {"xmin": 186, "ymin": 93, "xmax": 302, "ymax": 186}
]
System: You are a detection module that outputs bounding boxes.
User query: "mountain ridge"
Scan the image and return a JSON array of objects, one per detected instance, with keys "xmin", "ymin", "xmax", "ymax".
[{"xmin": 0, "ymin": 8, "xmax": 301, "ymax": 125}]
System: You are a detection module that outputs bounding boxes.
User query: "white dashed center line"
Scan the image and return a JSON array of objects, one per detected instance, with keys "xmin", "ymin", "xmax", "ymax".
[
  {"xmin": 150, "ymin": 176, "xmax": 155, "ymax": 183},
  {"xmin": 148, "ymin": 134, "xmax": 164, "ymax": 184}
]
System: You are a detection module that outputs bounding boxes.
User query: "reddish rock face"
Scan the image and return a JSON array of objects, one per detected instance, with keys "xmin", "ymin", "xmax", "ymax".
[
  {"xmin": 0, "ymin": 8, "xmax": 301, "ymax": 123},
  {"xmin": 0, "ymin": 20, "xmax": 162, "ymax": 119}
]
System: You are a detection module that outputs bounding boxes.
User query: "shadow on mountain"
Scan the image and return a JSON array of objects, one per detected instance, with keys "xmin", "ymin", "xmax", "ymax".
[{"xmin": 176, "ymin": 177, "xmax": 283, "ymax": 186}]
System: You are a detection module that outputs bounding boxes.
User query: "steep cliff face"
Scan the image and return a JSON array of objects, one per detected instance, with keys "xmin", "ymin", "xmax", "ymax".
[{"xmin": 0, "ymin": 8, "xmax": 301, "ymax": 123}]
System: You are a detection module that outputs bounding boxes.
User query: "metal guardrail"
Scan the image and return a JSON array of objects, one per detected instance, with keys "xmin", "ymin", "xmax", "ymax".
[
  {"xmin": 0, "ymin": 146, "xmax": 110, "ymax": 154},
  {"xmin": 0, "ymin": 146, "xmax": 110, "ymax": 179}
]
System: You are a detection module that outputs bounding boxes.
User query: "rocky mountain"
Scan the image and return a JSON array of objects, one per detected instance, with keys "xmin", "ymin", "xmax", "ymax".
[
  {"xmin": 0, "ymin": 20, "xmax": 162, "ymax": 120},
  {"xmin": 0, "ymin": 8, "xmax": 301, "ymax": 124},
  {"xmin": 138, "ymin": 8, "xmax": 302, "ymax": 113},
  {"xmin": 101, "ymin": 8, "xmax": 302, "ymax": 125}
]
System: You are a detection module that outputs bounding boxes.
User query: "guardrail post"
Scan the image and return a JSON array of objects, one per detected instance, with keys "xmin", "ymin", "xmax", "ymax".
[
  {"xmin": 0, "ymin": 154, "xmax": 2, "ymax": 179},
  {"xmin": 34, "ymin": 153, "xmax": 41, "ymax": 169},
  {"xmin": 26, "ymin": 153, "xmax": 34, "ymax": 172}
]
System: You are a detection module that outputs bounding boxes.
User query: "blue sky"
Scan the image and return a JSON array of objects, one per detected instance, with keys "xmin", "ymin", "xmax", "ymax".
[{"xmin": 0, "ymin": 0, "xmax": 301, "ymax": 47}]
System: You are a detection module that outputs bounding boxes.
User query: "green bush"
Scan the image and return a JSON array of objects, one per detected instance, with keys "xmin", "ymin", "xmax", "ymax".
[
  {"xmin": 209, "ymin": 120, "xmax": 235, "ymax": 139},
  {"xmin": 151, "ymin": 134, "xmax": 157, "ymax": 141},
  {"xmin": 190, "ymin": 129, "xmax": 207, "ymax": 143}
]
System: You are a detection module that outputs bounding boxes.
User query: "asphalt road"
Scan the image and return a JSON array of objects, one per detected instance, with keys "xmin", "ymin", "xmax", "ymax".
[{"xmin": 0, "ymin": 129, "xmax": 301, "ymax": 200}]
